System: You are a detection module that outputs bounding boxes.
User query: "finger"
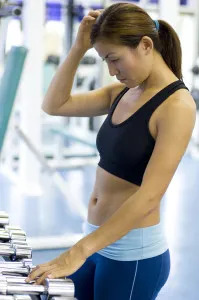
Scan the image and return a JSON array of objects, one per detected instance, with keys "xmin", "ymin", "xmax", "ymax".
[
  {"xmin": 88, "ymin": 10, "xmax": 101, "ymax": 17},
  {"xmin": 26, "ymin": 264, "xmax": 56, "ymax": 282},
  {"xmin": 34, "ymin": 271, "xmax": 53, "ymax": 286},
  {"xmin": 83, "ymin": 16, "xmax": 96, "ymax": 23},
  {"xmin": 27, "ymin": 257, "xmax": 61, "ymax": 282},
  {"xmin": 28, "ymin": 265, "xmax": 46, "ymax": 278},
  {"xmin": 26, "ymin": 264, "xmax": 42, "ymax": 278}
]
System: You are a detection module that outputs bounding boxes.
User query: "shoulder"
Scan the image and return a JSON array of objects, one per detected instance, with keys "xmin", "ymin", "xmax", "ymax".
[{"xmin": 156, "ymin": 88, "xmax": 196, "ymax": 127}]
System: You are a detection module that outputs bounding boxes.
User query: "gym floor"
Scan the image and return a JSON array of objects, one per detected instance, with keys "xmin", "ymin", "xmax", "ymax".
[{"xmin": 0, "ymin": 148, "xmax": 199, "ymax": 300}]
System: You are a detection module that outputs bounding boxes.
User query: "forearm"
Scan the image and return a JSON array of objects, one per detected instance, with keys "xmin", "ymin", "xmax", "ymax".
[
  {"xmin": 42, "ymin": 44, "xmax": 87, "ymax": 113},
  {"xmin": 77, "ymin": 190, "xmax": 158, "ymax": 259}
]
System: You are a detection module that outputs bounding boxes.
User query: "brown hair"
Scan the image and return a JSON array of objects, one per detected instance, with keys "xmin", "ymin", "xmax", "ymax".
[{"xmin": 91, "ymin": 3, "xmax": 182, "ymax": 79}]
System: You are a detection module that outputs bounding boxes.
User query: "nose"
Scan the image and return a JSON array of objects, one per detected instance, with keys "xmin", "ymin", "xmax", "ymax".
[{"xmin": 107, "ymin": 62, "xmax": 119, "ymax": 77}]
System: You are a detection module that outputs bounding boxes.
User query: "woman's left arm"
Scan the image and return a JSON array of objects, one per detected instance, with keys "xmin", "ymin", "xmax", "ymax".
[{"xmin": 26, "ymin": 96, "xmax": 196, "ymax": 284}]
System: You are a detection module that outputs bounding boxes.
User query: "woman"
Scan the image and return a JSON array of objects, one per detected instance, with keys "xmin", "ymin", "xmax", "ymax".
[{"xmin": 26, "ymin": 3, "xmax": 196, "ymax": 300}]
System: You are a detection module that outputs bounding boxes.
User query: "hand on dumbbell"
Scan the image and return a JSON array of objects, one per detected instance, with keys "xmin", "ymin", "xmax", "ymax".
[{"xmin": 25, "ymin": 244, "xmax": 86, "ymax": 285}]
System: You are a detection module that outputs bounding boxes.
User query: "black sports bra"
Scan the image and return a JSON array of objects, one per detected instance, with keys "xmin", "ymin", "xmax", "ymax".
[{"xmin": 96, "ymin": 80, "xmax": 189, "ymax": 186}]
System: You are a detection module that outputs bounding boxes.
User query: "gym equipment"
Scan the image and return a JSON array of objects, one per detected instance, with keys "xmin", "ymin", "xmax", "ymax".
[
  {"xmin": 50, "ymin": 126, "xmax": 97, "ymax": 151},
  {"xmin": 0, "ymin": 259, "xmax": 32, "ymax": 268},
  {"xmin": 0, "ymin": 46, "xmax": 28, "ymax": 155},
  {"xmin": 0, "ymin": 296, "xmax": 32, "ymax": 300},
  {"xmin": 0, "ymin": 266, "xmax": 31, "ymax": 276},
  {"xmin": 0, "ymin": 244, "xmax": 31, "ymax": 260},
  {"xmin": 0, "ymin": 1, "xmax": 22, "ymax": 18},
  {"xmin": 0, "ymin": 276, "xmax": 75, "ymax": 297},
  {"xmin": 15, "ymin": 127, "xmax": 88, "ymax": 220},
  {"xmin": 0, "ymin": 256, "xmax": 34, "ymax": 276},
  {"xmin": 0, "ymin": 211, "xmax": 9, "ymax": 226},
  {"xmin": 0, "ymin": 212, "xmax": 76, "ymax": 299},
  {"xmin": 0, "ymin": 212, "xmax": 32, "ymax": 260}
]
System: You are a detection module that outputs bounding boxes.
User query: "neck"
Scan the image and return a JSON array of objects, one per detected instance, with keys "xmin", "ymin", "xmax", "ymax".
[{"xmin": 139, "ymin": 52, "xmax": 179, "ymax": 92}]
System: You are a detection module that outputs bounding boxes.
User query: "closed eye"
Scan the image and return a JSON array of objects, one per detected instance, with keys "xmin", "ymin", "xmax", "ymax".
[{"xmin": 102, "ymin": 58, "xmax": 119, "ymax": 62}]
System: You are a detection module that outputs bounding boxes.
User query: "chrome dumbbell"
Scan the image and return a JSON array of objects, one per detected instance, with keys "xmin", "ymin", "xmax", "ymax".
[
  {"xmin": 0, "ymin": 212, "xmax": 32, "ymax": 260},
  {"xmin": 0, "ymin": 259, "xmax": 34, "ymax": 277},
  {"xmin": 5, "ymin": 226, "xmax": 27, "ymax": 240},
  {"xmin": 0, "ymin": 259, "xmax": 33, "ymax": 269},
  {"xmin": 0, "ymin": 242, "xmax": 32, "ymax": 260},
  {"xmin": 0, "ymin": 266, "xmax": 32, "ymax": 277},
  {"xmin": 0, "ymin": 226, "xmax": 31, "ymax": 260},
  {"xmin": 0, "ymin": 276, "xmax": 75, "ymax": 297},
  {"xmin": 0, "ymin": 227, "xmax": 27, "ymax": 243},
  {"xmin": 0, "ymin": 222, "xmax": 27, "ymax": 240},
  {"xmin": 0, "ymin": 296, "xmax": 33, "ymax": 299},
  {"xmin": 0, "ymin": 211, "xmax": 9, "ymax": 227}
]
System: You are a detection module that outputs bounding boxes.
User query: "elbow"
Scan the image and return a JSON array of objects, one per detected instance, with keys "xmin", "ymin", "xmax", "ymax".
[
  {"xmin": 146, "ymin": 202, "xmax": 159, "ymax": 217},
  {"xmin": 41, "ymin": 104, "xmax": 56, "ymax": 116},
  {"xmin": 41, "ymin": 97, "xmax": 58, "ymax": 115},
  {"xmin": 137, "ymin": 190, "xmax": 160, "ymax": 218},
  {"xmin": 146, "ymin": 193, "xmax": 162, "ymax": 217}
]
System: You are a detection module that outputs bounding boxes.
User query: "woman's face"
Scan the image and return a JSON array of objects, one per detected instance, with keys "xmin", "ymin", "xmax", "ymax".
[{"xmin": 94, "ymin": 37, "xmax": 154, "ymax": 88}]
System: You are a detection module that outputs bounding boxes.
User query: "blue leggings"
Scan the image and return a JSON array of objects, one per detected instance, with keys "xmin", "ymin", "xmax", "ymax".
[{"xmin": 67, "ymin": 249, "xmax": 170, "ymax": 300}]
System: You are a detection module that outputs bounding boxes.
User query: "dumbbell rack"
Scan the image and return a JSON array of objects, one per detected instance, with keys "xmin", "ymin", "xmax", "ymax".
[{"xmin": 0, "ymin": 211, "xmax": 77, "ymax": 300}]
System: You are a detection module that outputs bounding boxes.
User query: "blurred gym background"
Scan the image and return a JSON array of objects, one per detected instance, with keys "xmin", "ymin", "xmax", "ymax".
[{"xmin": 0, "ymin": 0, "xmax": 199, "ymax": 299}]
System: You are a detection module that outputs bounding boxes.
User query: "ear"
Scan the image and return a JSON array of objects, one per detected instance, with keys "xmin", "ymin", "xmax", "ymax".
[{"xmin": 139, "ymin": 36, "xmax": 154, "ymax": 55}]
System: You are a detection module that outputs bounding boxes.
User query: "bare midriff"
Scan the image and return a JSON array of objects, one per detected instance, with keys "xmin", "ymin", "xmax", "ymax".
[{"xmin": 87, "ymin": 165, "xmax": 161, "ymax": 228}]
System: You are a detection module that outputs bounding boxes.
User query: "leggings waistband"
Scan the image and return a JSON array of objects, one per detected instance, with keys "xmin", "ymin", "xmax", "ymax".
[{"xmin": 83, "ymin": 220, "xmax": 169, "ymax": 261}]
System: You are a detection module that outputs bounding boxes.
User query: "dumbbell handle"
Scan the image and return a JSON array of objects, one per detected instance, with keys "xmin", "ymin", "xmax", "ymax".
[
  {"xmin": 4, "ymin": 276, "xmax": 29, "ymax": 284},
  {"xmin": 2, "ymin": 276, "xmax": 73, "ymax": 285},
  {"xmin": 4, "ymin": 284, "xmax": 45, "ymax": 295},
  {"xmin": 3, "ymin": 284, "xmax": 74, "ymax": 296}
]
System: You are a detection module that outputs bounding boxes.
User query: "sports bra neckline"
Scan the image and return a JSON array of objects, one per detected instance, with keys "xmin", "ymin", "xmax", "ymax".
[{"xmin": 109, "ymin": 79, "xmax": 182, "ymax": 128}]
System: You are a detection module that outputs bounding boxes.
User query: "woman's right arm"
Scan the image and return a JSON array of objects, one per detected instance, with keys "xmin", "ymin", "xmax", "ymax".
[
  {"xmin": 41, "ymin": 9, "xmax": 126, "ymax": 117},
  {"xmin": 42, "ymin": 44, "xmax": 87, "ymax": 114}
]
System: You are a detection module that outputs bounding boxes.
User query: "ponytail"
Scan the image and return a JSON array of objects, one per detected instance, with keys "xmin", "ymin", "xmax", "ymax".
[{"xmin": 158, "ymin": 20, "xmax": 182, "ymax": 79}]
